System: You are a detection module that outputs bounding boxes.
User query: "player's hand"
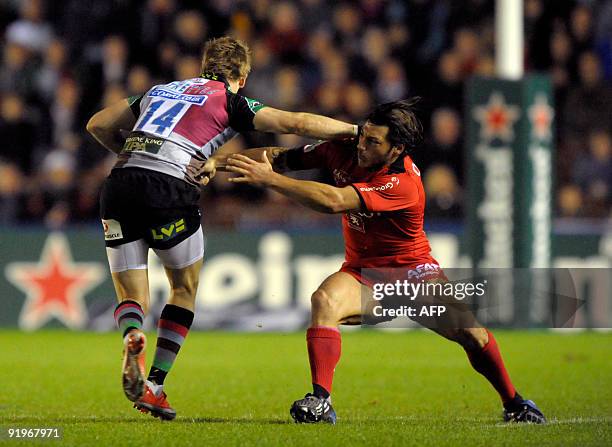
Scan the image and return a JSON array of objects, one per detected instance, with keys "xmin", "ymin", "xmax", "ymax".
[
  {"xmin": 226, "ymin": 151, "xmax": 274, "ymax": 187},
  {"xmin": 197, "ymin": 158, "xmax": 217, "ymax": 186},
  {"xmin": 333, "ymin": 124, "xmax": 360, "ymax": 144}
]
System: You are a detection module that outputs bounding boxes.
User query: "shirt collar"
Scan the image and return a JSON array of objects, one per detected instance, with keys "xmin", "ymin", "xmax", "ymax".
[{"xmin": 201, "ymin": 72, "xmax": 230, "ymax": 88}]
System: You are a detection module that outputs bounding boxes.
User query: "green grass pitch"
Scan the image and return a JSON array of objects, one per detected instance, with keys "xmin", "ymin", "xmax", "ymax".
[{"xmin": 1, "ymin": 330, "xmax": 611, "ymax": 446}]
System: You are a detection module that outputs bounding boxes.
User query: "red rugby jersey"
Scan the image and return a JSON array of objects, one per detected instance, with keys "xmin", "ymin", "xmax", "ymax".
[{"xmin": 287, "ymin": 140, "xmax": 437, "ymax": 269}]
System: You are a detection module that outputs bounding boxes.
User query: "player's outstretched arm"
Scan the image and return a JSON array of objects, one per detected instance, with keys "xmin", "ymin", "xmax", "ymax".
[
  {"xmin": 197, "ymin": 146, "xmax": 295, "ymax": 186},
  {"xmin": 253, "ymin": 107, "xmax": 357, "ymax": 140},
  {"xmin": 226, "ymin": 152, "xmax": 361, "ymax": 214},
  {"xmin": 86, "ymin": 99, "xmax": 137, "ymax": 154}
]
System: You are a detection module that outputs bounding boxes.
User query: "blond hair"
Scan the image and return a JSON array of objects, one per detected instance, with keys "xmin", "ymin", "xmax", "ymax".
[{"xmin": 201, "ymin": 36, "xmax": 251, "ymax": 81}]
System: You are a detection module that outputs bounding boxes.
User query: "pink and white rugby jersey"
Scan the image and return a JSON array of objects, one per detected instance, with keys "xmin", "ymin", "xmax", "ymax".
[{"xmin": 115, "ymin": 76, "xmax": 265, "ymax": 186}]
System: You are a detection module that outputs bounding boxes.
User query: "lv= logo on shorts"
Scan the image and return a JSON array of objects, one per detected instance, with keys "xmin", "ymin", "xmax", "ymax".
[{"xmin": 151, "ymin": 219, "xmax": 186, "ymax": 241}]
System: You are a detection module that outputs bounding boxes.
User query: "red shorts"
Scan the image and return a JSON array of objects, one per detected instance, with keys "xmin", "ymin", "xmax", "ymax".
[{"xmin": 340, "ymin": 261, "xmax": 447, "ymax": 288}]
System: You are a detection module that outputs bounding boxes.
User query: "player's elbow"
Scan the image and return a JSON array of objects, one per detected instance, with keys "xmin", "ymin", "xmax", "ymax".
[
  {"xmin": 322, "ymin": 187, "xmax": 360, "ymax": 214},
  {"xmin": 325, "ymin": 194, "xmax": 351, "ymax": 214},
  {"xmin": 86, "ymin": 114, "xmax": 103, "ymax": 138}
]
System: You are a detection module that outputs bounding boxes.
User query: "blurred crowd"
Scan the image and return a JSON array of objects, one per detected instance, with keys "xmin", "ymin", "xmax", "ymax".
[{"xmin": 0, "ymin": 0, "xmax": 610, "ymax": 230}]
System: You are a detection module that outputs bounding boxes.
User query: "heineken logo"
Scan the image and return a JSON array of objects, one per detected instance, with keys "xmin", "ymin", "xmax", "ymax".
[
  {"xmin": 471, "ymin": 91, "xmax": 518, "ymax": 268},
  {"xmin": 5, "ymin": 233, "xmax": 105, "ymax": 330},
  {"xmin": 528, "ymin": 94, "xmax": 554, "ymax": 142},
  {"xmin": 468, "ymin": 79, "xmax": 554, "ymax": 272},
  {"xmin": 473, "ymin": 92, "xmax": 520, "ymax": 143},
  {"xmin": 528, "ymin": 146, "xmax": 551, "ymax": 267},
  {"xmin": 475, "ymin": 144, "xmax": 514, "ymax": 268}
]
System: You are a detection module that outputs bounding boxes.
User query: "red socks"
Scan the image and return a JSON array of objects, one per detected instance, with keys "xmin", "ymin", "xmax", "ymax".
[
  {"xmin": 307, "ymin": 326, "xmax": 341, "ymax": 396},
  {"xmin": 306, "ymin": 326, "xmax": 516, "ymax": 403},
  {"xmin": 466, "ymin": 330, "xmax": 516, "ymax": 403}
]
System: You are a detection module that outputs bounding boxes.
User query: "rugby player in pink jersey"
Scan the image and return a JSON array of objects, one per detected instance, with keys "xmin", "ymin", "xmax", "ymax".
[
  {"xmin": 220, "ymin": 100, "xmax": 546, "ymax": 425},
  {"xmin": 86, "ymin": 36, "xmax": 358, "ymax": 420}
]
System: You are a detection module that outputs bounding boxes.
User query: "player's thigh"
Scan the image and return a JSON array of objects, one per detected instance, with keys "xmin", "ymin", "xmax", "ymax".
[
  {"xmin": 105, "ymin": 238, "xmax": 151, "ymax": 313},
  {"xmin": 312, "ymin": 271, "xmax": 368, "ymax": 324},
  {"xmin": 151, "ymin": 224, "xmax": 204, "ymax": 310},
  {"xmin": 414, "ymin": 277, "xmax": 485, "ymax": 347},
  {"xmin": 100, "ymin": 169, "xmax": 148, "ymax": 248},
  {"xmin": 100, "ymin": 170, "xmax": 152, "ymax": 306}
]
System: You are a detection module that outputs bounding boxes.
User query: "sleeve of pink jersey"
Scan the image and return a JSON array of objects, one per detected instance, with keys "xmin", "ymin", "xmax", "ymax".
[{"xmin": 351, "ymin": 174, "xmax": 419, "ymax": 212}]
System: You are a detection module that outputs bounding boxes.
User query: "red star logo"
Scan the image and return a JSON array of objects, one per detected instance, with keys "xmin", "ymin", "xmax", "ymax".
[
  {"xmin": 5, "ymin": 233, "xmax": 105, "ymax": 330},
  {"xmin": 473, "ymin": 92, "xmax": 520, "ymax": 143},
  {"xmin": 528, "ymin": 94, "xmax": 554, "ymax": 142}
]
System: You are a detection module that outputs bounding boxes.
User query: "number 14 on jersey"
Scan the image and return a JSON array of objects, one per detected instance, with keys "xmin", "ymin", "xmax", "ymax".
[{"xmin": 135, "ymin": 100, "xmax": 190, "ymax": 137}]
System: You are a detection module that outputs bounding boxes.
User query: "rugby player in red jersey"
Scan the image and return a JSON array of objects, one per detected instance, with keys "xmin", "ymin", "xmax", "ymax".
[
  {"xmin": 219, "ymin": 100, "xmax": 546, "ymax": 424},
  {"xmin": 86, "ymin": 36, "xmax": 358, "ymax": 420}
]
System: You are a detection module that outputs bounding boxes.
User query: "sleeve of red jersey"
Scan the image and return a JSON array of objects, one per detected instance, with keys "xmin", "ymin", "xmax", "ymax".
[
  {"xmin": 351, "ymin": 174, "xmax": 419, "ymax": 212},
  {"xmin": 284, "ymin": 140, "xmax": 333, "ymax": 170}
]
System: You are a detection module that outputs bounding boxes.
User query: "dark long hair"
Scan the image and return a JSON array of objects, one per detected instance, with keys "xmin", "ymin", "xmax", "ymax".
[{"xmin": 366, "ymin": 98, "xmax": 423, "ymax": 153}]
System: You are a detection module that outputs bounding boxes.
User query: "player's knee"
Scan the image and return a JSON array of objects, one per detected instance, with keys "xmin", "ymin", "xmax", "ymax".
[
  {"xmin": 173, "ymin": 280, "xmax": 198, "ymax": 299},
  {"xmin": 168, "ymin": 275, "xmax": 197, "ymax": 302},
  {"xmin": 311, "ymin": 289, "xmax": 340, "ymax": 317},
  {"xmin": 187, "ymin": 274, "xmax": 200, "ymax": 295},
  {"xmin": 452, "ymin": 327, "xmax": 488, "ymax": 351}
]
